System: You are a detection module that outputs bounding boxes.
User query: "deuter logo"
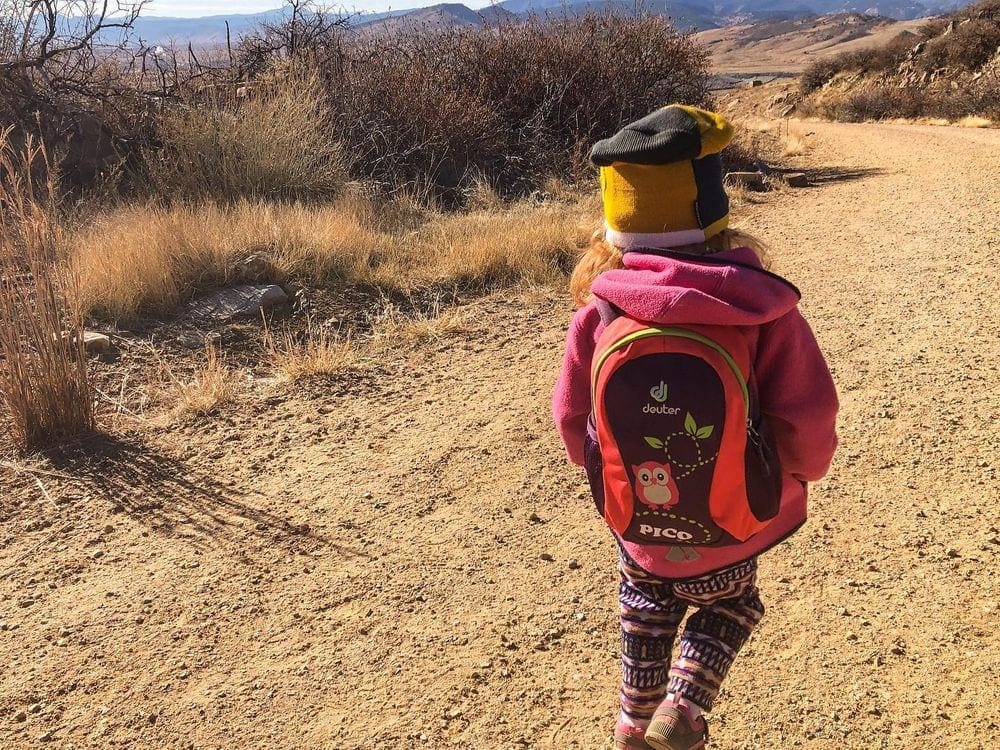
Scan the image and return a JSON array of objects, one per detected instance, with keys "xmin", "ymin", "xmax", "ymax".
[
  {"xmin": 649, "ymin": 381, "xmax": 669, "ymax": 403},
  {"xmin": 644, "ymin": 380, "xmax": 681, "ymax": 415}
]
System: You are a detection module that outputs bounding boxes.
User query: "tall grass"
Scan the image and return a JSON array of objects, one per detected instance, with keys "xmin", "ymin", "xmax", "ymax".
[
  {"xmin": 147, "ymin": 69, "xmax": 348, "ymax": 202},
  {"xmin": 69, "ymin": 193, "xmax": 597, "ymax": 319},
  {"xmin": 0, "ymin": 134, "xmax": 94, "ymax": 452}
]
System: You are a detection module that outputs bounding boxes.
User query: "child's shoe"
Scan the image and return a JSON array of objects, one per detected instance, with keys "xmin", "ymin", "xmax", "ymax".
[
  {"xmin": 643, "ymin": 696, "xmax": 708, "ymax": 750},
  {"xmin": 614, "ymin": 720, "xmax": 655, "ymax": 749}
]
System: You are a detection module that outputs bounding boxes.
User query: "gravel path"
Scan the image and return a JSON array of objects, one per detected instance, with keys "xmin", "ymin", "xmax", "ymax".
[{"xmin": 2, "ymin": 121, "xmax": 998, "ymax": 749}]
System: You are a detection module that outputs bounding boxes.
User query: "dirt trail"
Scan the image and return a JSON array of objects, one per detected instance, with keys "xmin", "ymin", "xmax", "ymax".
[{"xmin": 2, "ymin": 121, "xmax": 999, "ymax": 750}]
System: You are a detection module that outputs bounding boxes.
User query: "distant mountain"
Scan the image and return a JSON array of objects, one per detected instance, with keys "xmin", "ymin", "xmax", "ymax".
[
  {"xmin": 495, "ymin": 0, "xmax": 720, "ymax": 29},
  {"xmin": 122, "ymin": 10, "xmax": 285, "ymax": 46},
  {"xmin": 355, "ymin": 3, "xmax": 520, "ymax": 34},
  {"xmin": 82, "ymin": 0, "xmax": 977, "ymax": 47}
]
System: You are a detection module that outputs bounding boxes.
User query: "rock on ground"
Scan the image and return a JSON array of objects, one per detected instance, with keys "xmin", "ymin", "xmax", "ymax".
[{"xmin": 186, "ymin": 284, "xmax": 289, "ymax": 323}]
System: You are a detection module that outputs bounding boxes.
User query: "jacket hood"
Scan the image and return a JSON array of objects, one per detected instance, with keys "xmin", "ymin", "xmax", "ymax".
[{"xmin": 590, "ymin": 247, "xmax": 801, "ymax": 327}]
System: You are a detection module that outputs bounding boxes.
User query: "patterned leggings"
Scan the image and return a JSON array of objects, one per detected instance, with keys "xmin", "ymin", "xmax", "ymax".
[{"xmin": 619, "ymin": 549, "xmax": 765, "ymax": 719}]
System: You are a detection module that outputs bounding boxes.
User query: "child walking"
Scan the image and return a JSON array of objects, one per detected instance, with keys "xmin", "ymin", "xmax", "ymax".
[{"xmin": 552, "ymin": 105, "xmax": 838, "ymax": 750}]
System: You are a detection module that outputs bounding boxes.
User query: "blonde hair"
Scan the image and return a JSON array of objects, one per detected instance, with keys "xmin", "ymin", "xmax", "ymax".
[{"xmin": 569, "ymin": 228, "xmax": 770, "ymax": 308}]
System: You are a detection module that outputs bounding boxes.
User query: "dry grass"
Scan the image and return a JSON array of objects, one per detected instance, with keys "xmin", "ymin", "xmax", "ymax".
[
  {"xmin": 161, "ymin": 344, "xmax": 238, "ymax": 419},
  {"xmin": 0, "ymin": 135, "xmax": 94, "ymax": 453},
  {"xmin": 70, "ymin": 193, "xmax": 597, "ymax": 320},
  {"xmin": 373, "ymin": 301, "xmax": 471, "ymax": 345},
  {"xmin": 956, "ymin": 115, "xmax": 994, "ymax": 128},
  {"xmin": 782, "ymin": 132, "xmax": 809, "ymax": 156},
  {"xmin": 70, "ymin": 196, "xmax": 391, "ymax": 318},
  {"xmin": 147, "ymin": 69, "xmax": 348, "ymax": 202},
  {"xmin": 265, "ymin": 322, "xmax": 356, "ymax": 381},
  {"xmin": 408, "ymin": 200, "xmax": 592, "ymax": 288}
]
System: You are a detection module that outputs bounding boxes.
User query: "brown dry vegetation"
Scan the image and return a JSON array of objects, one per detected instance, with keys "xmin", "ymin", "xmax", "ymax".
[
  {"xmin": 800, "ymin": 0, "xmax": 1000, "ymax": 122},
  {"xmin": 69, "ymin": 193, "xmax": 598, "ymax": 321},
  {"xmin": 0, "ymin": 138, "xmax": 94, "ymax": 451}
]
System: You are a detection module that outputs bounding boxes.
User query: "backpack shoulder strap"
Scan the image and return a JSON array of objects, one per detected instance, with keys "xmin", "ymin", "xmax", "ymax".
[{"xmin": 594, "ymin": 297, "xmax": 624, "ymax": 327}]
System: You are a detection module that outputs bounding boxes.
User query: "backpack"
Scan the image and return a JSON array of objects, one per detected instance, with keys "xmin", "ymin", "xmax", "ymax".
[{"xmin": 588, "ymin": 299, "xmax": 783, "ymax": 549}]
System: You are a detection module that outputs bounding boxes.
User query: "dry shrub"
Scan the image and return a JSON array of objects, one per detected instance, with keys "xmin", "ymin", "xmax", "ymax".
[
  {"xmin": 801, "ymin": 0, "xmax": 1000, "ymax": 120},
  {"xmin": 921, "ymin": 18, "xmax": 1000, "ymax": 72},
  {"xmin": 148, "ymin": 69, "xmax": 348, "ymax": 202},
  {"xmin": 834, "ymin": 87, "xmax": 930, "ymax": 122},
  {"xmin": 0, "ymin": 135, "xmax": 94, "ymax": 452},
  {"xmin": 265, "ymin": 322, "xmax": 355, "ymax": 380},
  {"xmin": 0, "ymin": 2, "xmax": 153, "ymax": 190},
  {"xmin": 70, "ymin": 193, "xmax": 597, "ymax": 319},
  {"xmin": 782, "ymin": 132, "xmax": 809, "ymax": 156},
  {"xmin": 799, "ymin": 36, "xmax": 914, "ymax": 95},
  {"xmin": 162, "ymin": 344, "xmax": 237, "ymax": 418},
  {"xmin": 286, "ymin": 12, "xmax": 709, "ymax": 200},
  {"xmin": 818, "ymin": 81, "xmax": 1000, "ymax": 122},
  {"xmin": 70, "ymin": 196, "xmax": 391, "ymax": 318},
  {"xmin": 956, "ymin": 115, "xmax": 994, "ymax": 127}
]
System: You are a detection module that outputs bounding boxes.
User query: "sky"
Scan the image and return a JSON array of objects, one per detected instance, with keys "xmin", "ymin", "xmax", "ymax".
[{"xmin": 142, "ymin": 0, "xmax": 489, "ymax": 16}]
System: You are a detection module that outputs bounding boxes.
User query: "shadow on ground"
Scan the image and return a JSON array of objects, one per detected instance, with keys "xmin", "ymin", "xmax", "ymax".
[
  {"xmin": 34, "ymin": 433, "xmax": 364, "ymax": 558},
  {"xmin": 781, "ymin": 166, "xmax": 885, "ymax": 185}
]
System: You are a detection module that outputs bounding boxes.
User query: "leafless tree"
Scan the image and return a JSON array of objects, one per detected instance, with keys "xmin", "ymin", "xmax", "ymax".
[{"xmin": 0, "ymin": 1, "xmax": 150, "ymax": 186}]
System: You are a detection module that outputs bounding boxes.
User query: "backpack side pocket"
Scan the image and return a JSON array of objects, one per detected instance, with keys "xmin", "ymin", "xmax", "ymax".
[{"xmin": 583, "ymin": 432, "xmax": 606, "ymax": 518}]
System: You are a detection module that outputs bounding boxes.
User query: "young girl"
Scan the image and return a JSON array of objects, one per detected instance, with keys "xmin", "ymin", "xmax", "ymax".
[{"xmin": 552, "ymin": 105, "xmax": 838, "ymax": 750}]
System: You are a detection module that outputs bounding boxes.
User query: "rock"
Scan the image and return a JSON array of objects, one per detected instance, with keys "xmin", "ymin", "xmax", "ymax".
[
  {"xmin": 785, "ymin": 172, "xmax": 810, "ymax": 188},
  {"xmin": 528, "ymin": 512, "xmax": 541, "ymax": 523},
  {"xmin": 567, "ymin": 558, "xmax": 581, "ymax": 570},
  {"xmin": 186, "ymin": 284, "xmax": 289, "ymax": 323},
  {"xmin": 725, "ymin": 171, "xmax": 766, "ymax": 190},
  {"xmin": 14, "ymin": 710, "xmax": 26, "ymax": 722},
  {"xmin": 83, "ymin": 332, "xmax": 111, "ymax": 354},
  {"xmin": 539, "ymin": 552, "xmax": 554, "ymax": 562},
  {"xmin": 38, "ymin": 730, "xmax": 53, "ymax": 742},
  {"xmin": 176, "ymin": 331, "xmax": 210, "ymax": 349}
]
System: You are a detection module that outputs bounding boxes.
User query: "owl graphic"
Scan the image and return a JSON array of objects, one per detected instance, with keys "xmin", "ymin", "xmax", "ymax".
[{"xmin": 632, "ymin": 461, "xmax": 680, "ymax": 509}]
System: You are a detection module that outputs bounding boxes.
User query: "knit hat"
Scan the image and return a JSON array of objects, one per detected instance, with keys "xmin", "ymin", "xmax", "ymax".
[{"xmin": 590, "ymin": 105, "xmax": 733, "ymax": 250}]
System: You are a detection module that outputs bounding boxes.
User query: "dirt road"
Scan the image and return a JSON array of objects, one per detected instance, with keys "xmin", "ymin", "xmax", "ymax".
[{"xmin": 2, "ymin": 121, "xmax": 999, "ymax": 749}]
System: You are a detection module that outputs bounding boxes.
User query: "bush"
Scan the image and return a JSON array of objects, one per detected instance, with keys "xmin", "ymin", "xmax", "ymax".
[
  {"xmin": 835, "ymin": 87, "xmax": 929, "ymax": 121},
  {"xmin": 241, "ymin": 11, "xmax": 709, "ymax": 201},
  {"xmin": 0, "ymin": 135, "xmax": 94, "ymax": 452},
  {"xmin": 147, "ymin": 70, "xmax": 347, "ymax": 203},
  {"xmin": 800, "ymin": 38, "xmax": 913, "ymax": 94},
  {"xmin": 920, "ymin": 19, "xmax": 1000, "ymax": 72}
]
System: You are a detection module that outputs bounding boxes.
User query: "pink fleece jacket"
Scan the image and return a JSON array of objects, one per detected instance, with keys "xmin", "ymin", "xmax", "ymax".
[{"xmin": 552, "ymin": 247, "xmax": 838, "ymax": 578}]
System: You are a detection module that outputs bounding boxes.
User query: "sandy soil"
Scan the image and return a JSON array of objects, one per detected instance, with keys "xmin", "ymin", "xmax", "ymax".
[{"xmin": 2, "ymin": 120, "xmax": 999, "ymax": 749}]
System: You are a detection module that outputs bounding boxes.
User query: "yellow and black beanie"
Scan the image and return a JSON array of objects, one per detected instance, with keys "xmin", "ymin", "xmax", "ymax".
[{"xmin": 590, "ymin": 104, "xmax": 733, "ymax": 250}]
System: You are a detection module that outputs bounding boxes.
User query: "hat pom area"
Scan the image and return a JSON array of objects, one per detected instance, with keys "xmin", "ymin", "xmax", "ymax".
[
  {"xmin": 590, "ymin": 105, "xmax": 733, "ymax": 250},
  {"xmin": 589, "ymin": 105, "xmax": 733, "ymax": 167}
]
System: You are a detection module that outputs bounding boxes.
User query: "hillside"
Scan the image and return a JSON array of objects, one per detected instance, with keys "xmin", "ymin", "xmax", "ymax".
[
  {"xmin": 695, "ymin": 12, "xmax": 932, "ymax": 72},
  {"xmin": 801, "ymin": 0, "xmax": 1000, "ymax": 120},
  {"xmin": 355, "ymin": 4, "xmax": 519, "ymax": 34},
  {"xmin": 89, "ymin": 0, "xmax": 979, "ymax": 46}
]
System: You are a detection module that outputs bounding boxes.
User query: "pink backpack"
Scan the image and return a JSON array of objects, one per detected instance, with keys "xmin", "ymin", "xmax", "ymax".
[{"xmin": 588, "ymin": 299, "xmax": 783, "ymax": 549}]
